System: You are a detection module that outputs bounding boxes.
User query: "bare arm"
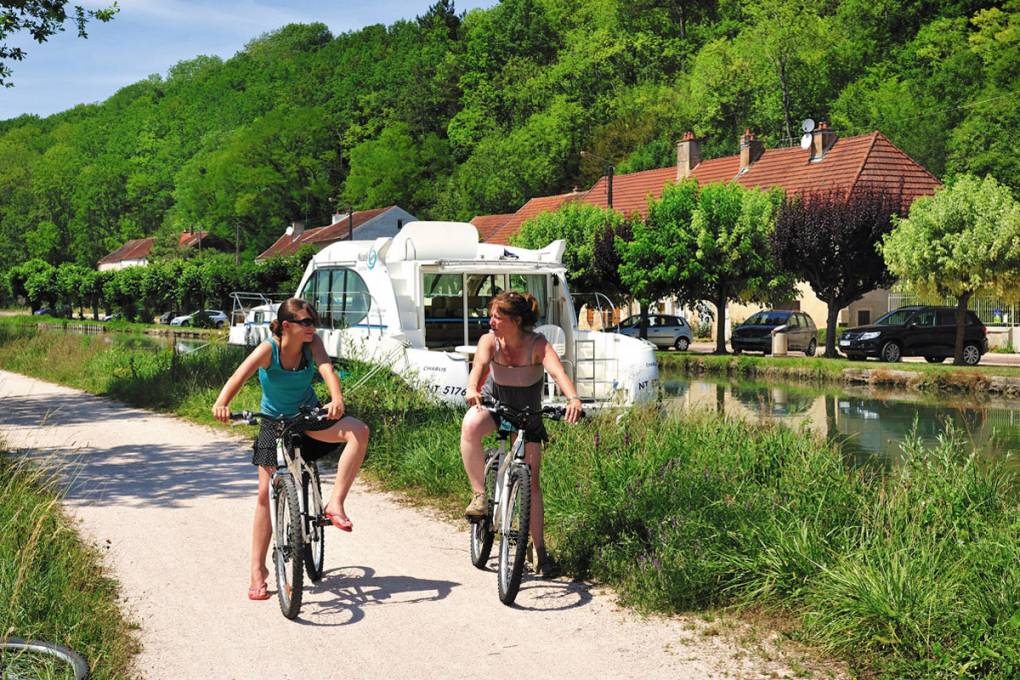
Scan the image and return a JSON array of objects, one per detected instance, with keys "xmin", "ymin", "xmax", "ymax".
[
  {"xmin": 312, "ymin": 335, "xmax": 345, "ymax": 420},
  {"xmin": 465, "ymin": 333, "xmax": 494, "ymax": 406},
  {"xmin": 539, "ymin": 338, "xmax": 583, "ymax": 423},
  {"xmin": 212, "ymin": 342, "xmax": 272, "ymax": 422}
]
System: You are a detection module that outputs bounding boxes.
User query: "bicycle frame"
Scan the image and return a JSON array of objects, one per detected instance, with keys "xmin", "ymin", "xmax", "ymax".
[
  {"xmin": 485, "ymin": 427, "xmax": 528, "ymax": 534},
  {"xmin": 268, "ymin": 431, "xmax": 324, "ymax": 547}
]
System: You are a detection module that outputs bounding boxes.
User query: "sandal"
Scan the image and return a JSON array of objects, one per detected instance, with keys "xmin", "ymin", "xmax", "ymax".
[
  {"xmin": 324, "ymin": 511, "xmax": 353, "ymax": 532},
  {"xmin": 247, "ymin": 583, "xmax": 270, "ymax": 601}
]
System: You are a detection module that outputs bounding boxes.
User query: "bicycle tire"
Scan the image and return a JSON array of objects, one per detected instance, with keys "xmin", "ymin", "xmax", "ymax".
[
  {"xmin": 302, "ymin": 464, "xmax": 326, "ymax": 583},
  {"xmin": 497, "ymin": 464, "xmax": 531, "ymax": 605},
  {"xmin": 273, "ymin": 474, "xmax": 305, "ymax": 619},
  {"xmin": 469, "ymin": 449, "xmax": 498, "ymax": 569},
  {"xmin": 0, "ymin": 638, "xmax": 90, "ymax": 679}
]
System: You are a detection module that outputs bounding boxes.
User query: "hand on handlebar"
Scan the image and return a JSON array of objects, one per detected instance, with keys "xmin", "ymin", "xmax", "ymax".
[
  {"xmin": 323, "ymin": 399, "xmax": 345, "ymax": 421},
  {"xmin": 212, "ymin": 403, "xmax": 230, "ymax": 423},
  {"xmin": 564, "ymin": 398, "xmax": 583, "ymax": 424},
  {"xmin": 466, "ymin": 389, "xmax": 483, "ymax": 408}
]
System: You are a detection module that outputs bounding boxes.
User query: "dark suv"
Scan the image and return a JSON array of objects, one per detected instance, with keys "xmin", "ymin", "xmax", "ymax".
[
  {"xmin": 838, "ymin": 306, "xmax": 988, "ymax": 365},
  {"xmin": 731, "ymin": 310, "xmax": 818, "ymax": 356}
]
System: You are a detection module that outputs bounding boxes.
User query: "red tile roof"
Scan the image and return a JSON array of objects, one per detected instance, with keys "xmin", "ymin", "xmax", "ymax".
[
  {"xmin": 486, "ymin": 192, "xmax": 585, "ymax": 245},
  {"xmin": 257, "ymin": 206, "xmax": 393, "ymax": 260},
  {"xmin": 178, "ymin": 230, "xmax": 207, "ymax": 248},
  {"xmin": 98, "ymin": 238, "xmax": 155, "ymax": 265},
  {"xmin": 583, "ymin": 131, "xmax": 940, "ymax": 220},
  {"xmin": 469, "ymin": 213, "xmax": 514, "ymax": 242}
]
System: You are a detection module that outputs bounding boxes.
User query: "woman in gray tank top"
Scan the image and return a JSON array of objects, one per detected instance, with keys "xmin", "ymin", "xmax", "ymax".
[{"xmin": 461, "ymin": 291, "xmax": 583, "ymax": 577}]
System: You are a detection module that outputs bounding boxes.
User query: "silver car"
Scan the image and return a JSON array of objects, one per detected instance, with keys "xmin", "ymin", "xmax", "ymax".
[{"xmin": 613, "ymin": 314, "xmax": 693, "ymax": 351}]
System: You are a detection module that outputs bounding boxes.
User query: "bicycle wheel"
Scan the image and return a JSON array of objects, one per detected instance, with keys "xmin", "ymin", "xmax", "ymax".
[
  {"xmin": 497, "ymin": 464, "xmax": 531, "ymax": 605},
  {"xmin": 0, "ymin": 638, "xmax": 90, "ymax": 679},
  {"xmin": 469, "ymin": 449, "xmax": 498, "ymax": 569},
  {"xmin": 303, "ymin": 464, "xmax": 325, "ymax": 583},
  {"xmin": 273, "ymin": 474, "xmax": 305, "ymax": 619}
]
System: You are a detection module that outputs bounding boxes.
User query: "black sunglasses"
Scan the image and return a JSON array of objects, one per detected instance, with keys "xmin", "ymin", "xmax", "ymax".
[{"xmin": 287, "ymin": 318, "xmax": 316, "ymax": 328}]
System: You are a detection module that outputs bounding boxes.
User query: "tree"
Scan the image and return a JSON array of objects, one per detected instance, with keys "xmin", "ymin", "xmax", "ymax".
[
  {"xmin": 619, "ymin": 180, "xmax": 700, "ymax": 339},
  {"xmin": 882, "ymin": 174, "xmax": 1020, "ymax": 364},
  {"xmin": 647, "ymin": 180, "xmax": 791, "ymax": 353},
  {"xmin": 1, "ymin": 1, "xmax": 119, "ymax": 86},
  {"xmin": 772, "ymin": 187, "xmax": 904, "ymax": 357}
]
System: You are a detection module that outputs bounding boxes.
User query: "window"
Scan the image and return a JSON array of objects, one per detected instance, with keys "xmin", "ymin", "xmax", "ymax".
[
  {"xmin": 787, "ymin": 314, "xmax": 800, "ymax": 328},
  {"xmin": 876, "ymin": 309, "xmax": 914, "ymax": 326},
  {"xmin": 299, "ymin": 267, "xmax": 372, "ymax": 328},
  {"xmin": 913, "ymin": 310, "xmax": 936, "ymax": 327},
  {"xmin": 857, "ymin": 310, "xmax": 871, "ymax": 326}
]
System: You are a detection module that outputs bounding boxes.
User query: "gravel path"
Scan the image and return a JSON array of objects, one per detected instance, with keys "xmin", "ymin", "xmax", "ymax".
[{"xmin": 0, "ymin": 369, "xmax": 837, "ymax": 679}]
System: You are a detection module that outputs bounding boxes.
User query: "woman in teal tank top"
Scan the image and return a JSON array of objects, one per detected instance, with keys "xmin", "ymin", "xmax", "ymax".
[{"xmin": 212, "ymin": 298, "xmax": 369, "ymax": 601}]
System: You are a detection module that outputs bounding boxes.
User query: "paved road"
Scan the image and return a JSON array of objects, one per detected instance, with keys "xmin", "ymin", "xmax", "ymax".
[{"xmin": 0, "ymin": 370, "xmax": 835, "ymax": 680}]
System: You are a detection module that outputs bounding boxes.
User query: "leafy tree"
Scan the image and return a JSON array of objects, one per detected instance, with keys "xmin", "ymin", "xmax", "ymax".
[
  {"xmin": 619, "ymin": 180, "xmax": 700, "ymax": 338},
  {"xmin": 772, "ymin": 187, "xmax": 904, "ymax": 357},
  {"xmin": 24, "ymin": 259, "xmax": 57, "ymax": 311},
  {"xmin": 651, "ymin": 181, "xmax": 790, "ymax": 353},
  {"xmin": 6, "ymin": 258, "xmax": 51, "ymax": 312},
  {"xmin": 0, "ymin": 1, "xmax": 119, "ymax": 86},
  {"xmin": 882, "ymin": 174, "xmax": 1020, "ymax": 364},
  {"xmin": 55, "ymin": 263, "xmax": 91, "ymax": 317}
]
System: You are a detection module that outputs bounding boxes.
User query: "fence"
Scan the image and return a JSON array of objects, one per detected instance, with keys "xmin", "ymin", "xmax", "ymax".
[{"xmin": 887, "ymin": 293, "xmax": 1019, "ymax": 326}]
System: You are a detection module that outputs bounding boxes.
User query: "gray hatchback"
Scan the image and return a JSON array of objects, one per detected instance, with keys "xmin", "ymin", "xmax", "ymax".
[{"xmin": 612, "ymin": 314, "xmax": 693, "ymax": 351}]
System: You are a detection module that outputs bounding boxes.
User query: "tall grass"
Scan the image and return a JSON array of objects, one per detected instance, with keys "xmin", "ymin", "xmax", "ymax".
[
  {"xmin": 1, "ymin": 451, "xmax": 139, "ymax": 679},
  {"xmin": 3, "ymin": 324, "xmax": 1020, "ymax": 676}
]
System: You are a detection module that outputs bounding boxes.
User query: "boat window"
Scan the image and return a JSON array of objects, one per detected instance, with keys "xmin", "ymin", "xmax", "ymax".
[
  {"xmin": 300, "ymin": 268, "xmax": 371, "ymax": 328},
  {"xmin": 423, "ymin": 274, "xmax": 465, "ymax": 349}
]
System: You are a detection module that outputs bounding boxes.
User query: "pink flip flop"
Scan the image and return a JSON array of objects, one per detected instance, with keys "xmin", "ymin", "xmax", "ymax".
[
  {"xmin": 248, "ymin": 583, "xmax": 270, "ymax": 601},
  {"xmin": 324, "ymin": 512, "xmax": 353, "ymax": 532}
]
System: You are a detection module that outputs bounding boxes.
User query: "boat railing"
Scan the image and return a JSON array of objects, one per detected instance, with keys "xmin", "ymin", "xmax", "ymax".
[{"xmin": 230, "ymin": 292, "xmax": 287, "ymax": 326}]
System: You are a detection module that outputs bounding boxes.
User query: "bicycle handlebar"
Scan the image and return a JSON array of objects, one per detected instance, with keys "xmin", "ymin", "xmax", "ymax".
[
  {"xmin": 480, "ymin": 396, "xmax": 585, "ymax": 423},
  {"xmin": 229, "ymin": 405, "xmax": 330, "ymax": 427}
]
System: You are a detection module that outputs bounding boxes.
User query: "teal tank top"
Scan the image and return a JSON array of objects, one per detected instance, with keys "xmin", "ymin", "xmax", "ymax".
[{"xmin": 258, "ymin": 338, "xmax": 318, "ymax": 418}]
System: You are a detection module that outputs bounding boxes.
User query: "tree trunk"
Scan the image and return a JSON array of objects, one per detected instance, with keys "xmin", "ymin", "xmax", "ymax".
[
  {"xmin": 825, "ymin": 304, "xmax": 839, "ymax": 358},
  {"xmin": 715, "ymin": 286, "xmax": 728, "ymax": 354},
  {"xmin": 777, "ymin": 53, "xmax": 793, "ymax": 144},
  {"xmin": 639, "ymin": 301, "xmax": 649, "ymax": 340},
  {"xmin": 953, "ymin": 291, "xmax": 972, "ymax": 365}
]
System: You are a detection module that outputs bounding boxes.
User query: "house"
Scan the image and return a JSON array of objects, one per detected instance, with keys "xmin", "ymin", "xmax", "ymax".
[
  {"xmin": 256, "ymin": 205, "xmax": 417, "ymax": 260},
  {"xmin": 468, "ymin": 213, "xmax": 514, "ymax": 243},
  {"xmin": 486, "ymin": 126, "xmax": 941, "ymax": 335},
  {"xmin": 97, "ymin": 231, "xmax": 208, "ymax": 271}
]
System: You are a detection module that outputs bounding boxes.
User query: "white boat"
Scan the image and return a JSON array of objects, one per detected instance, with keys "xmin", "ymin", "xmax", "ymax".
[{"xmin": 229, "ymin": 221, "xmax": 658, "ymax": 406}]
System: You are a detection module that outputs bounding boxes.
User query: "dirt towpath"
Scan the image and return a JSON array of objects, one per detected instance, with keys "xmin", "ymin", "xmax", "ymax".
[{"xmin": 0, "ymin": 369, "xmax": 837, "ymax": 679}]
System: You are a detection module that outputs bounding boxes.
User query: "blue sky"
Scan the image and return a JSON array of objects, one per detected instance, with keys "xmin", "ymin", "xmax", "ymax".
[{"xmin": 0, "ymin": 0, "xmax": 497, "ymax": 121}]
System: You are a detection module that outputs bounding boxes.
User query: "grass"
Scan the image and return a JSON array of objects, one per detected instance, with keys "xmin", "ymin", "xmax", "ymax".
[
  {"xmin": 3, "ymin": 323, "xmax": 1020, "ymax": 677},
  {"xmin": 1, "ymin": 449, "xmax": 139, "ymax": 679}
]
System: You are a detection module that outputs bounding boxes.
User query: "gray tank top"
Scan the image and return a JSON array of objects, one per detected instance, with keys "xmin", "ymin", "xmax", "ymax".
[{"xmin": 490, "ymin": 333, "xmax": 544, "ymax": 387}]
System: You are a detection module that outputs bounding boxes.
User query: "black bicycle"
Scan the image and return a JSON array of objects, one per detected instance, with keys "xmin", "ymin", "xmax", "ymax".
[
  {"xmin": 469, "ymin": 398, "xmax": 583, "ymax": 605},
  {"xmin": 231, "ymin": 406, "xmax": 334, "ymax": 619},
  {"xmin": 0, "ymin": 638, "xmax": 90, "ymax": 679}
]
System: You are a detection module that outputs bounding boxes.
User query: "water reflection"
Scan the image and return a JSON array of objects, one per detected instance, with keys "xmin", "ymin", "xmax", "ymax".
[{"xmin": 662, "ymin": 370, "xmax": 1020, "ymax": 463}]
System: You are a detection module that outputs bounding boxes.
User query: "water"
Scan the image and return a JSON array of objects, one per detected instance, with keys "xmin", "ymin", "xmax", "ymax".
[{"xmin": 661, "ymin": 369, "xmax": 1020, "ymax": 463}]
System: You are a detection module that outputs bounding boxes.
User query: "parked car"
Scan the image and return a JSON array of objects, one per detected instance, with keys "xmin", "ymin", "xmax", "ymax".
[
  {"xmin": 731, "ymin": 310, "xmax": 818, "ymax": 356},
  {"xmin": 838, "ymin": 305, "xmax": 988, "ymax": 365},
  {"xmin": 170, "ymin": 309, "xmax": 228, "ymax": 328},
  {"xmin": 609, "ymin": 314, "xmax": 693, "ymax": 351},
  {"xmin": 32, "ymin": 307, "xmax": 52, "ymax": 316},
  {"xmin": 157, "ymin": 311, "xmax": 176, "ymax": 325}
]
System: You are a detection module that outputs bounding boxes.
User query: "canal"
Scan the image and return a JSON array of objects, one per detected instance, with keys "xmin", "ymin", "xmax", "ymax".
[{"xmin": 661, "ymin": 368, "xmax": 1020, "ymax": 463}]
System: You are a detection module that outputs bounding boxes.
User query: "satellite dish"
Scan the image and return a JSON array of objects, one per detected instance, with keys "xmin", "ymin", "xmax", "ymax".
[
  {"xmin": 801, "ymin": 118, "xmax": 815, "ymax": 133},
  {"xmin": 800, "ymin": 133, "xmax": 813, "ymax": 150},
  {"xmin": 285, "ymin": 225, "xmax": 294, "ymax": 236}
]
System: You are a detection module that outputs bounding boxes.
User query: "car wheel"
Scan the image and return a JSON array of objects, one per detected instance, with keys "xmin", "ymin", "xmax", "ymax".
[
  {"xmin": 805, "ymin": 339, "xmax": 817, "ymax": 357},
  {"xmin": 880, "ymin": 341, "xmax": 901, "ymax": 363},
  {"xmin": 674, "ymin": 337, "xmax": 690, "ymax": 352},
  {"xmin": 962, "ymin": 343, "xmax": 981, "ymax": 366},
  {"xmin": 925, "ymin": 356, "xmax": 946, "ymax": 364}
]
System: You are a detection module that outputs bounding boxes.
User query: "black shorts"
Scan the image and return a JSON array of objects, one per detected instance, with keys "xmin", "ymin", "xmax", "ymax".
[
  {"xmin": 487, "ymin": 409, "xmax": 548, "ymax": 444},
  {"xmin": 251, "ymin": 416, "xmax": 339, "ymax": 467}
]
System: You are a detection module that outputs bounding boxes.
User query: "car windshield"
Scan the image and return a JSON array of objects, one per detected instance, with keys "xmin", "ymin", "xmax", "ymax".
[
  {"xmin": 875, "ymin": 309, "xmax": 914, "ymax": 326},
  {"xmin": 744, "ymin": 312, "xmax": 789, "ymax": 326}
]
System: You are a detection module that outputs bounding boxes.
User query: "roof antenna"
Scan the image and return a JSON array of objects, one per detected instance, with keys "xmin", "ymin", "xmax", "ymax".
[{"xmin": 799, "ymin": 118, "xmax": 815, "ymax": 150}]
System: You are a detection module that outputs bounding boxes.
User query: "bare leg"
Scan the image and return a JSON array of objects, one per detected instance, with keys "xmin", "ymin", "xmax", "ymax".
[
  {"xmin": 524, "ymin": 442, "xmax": 545, "ymax": 550},
  {"xmin": 251, "ymin": 465, "xmax": 275, "ymax": 589},
  {"xmin": 460, "ymin": 406, "xmax": 497, "ymax": 493},
  {"xmin": 306, "ymin": 416, "xmax": 369, "ymax": 524}
]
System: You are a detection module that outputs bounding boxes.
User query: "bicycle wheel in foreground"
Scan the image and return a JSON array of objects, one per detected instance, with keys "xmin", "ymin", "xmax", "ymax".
[
  {"xmin": 302, "ymin": 465, "xmax": 325, "ymax": 583},
  {"xmin": 0, "ymin": 638, "xmax": 90, "ymax": 679},
  {"xmin": 273, "ymin": 474, "xmax": 305, "ymax": 619},
  {"xmin": 497, "ymin": 464, "xmax": 531, "ymax": 605},
  {"xmin": 469, "ymin": 449, "xmax": 498, "ymax": 569}
]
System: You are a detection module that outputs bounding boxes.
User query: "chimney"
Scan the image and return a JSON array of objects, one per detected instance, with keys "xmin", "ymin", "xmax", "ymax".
[
  {"xmin": 739, "ymin": 129, "xmax": 764, "ymax": 173},
  {"xmin": 811, "ymin": 122, "xmax": 837, "ymax": 161},
  {"xmin": 348, "ymin": 208, "xmax": 354, "ymax": 241},
  {"xmin": 331, "ymin": 212, "xmax": 345, "ymax": 224},
  {"xmin": 676, "ymin": 131, "xmax": 701, "ymax": 180},
  {"xmin": 289, "ymin": 220, "xmax": 305, "ymax": 239}
]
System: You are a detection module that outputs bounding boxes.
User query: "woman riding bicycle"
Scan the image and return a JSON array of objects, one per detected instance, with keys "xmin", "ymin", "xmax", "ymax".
[
  {"xmin": 212, "ymin": 297, "xmax": 369, "ymax": 601},
  {"xmin": 461, "ymin": 291, "xmax": 582, "ymax": 577}
]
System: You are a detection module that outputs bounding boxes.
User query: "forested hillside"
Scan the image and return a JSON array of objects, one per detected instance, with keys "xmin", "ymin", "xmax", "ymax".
[{"xmin": 0, "ymin": 0, "xmax": 1015, "ymax": 275}]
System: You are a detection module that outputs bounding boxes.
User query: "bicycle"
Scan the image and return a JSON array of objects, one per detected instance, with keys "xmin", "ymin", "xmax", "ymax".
[
  {"xmin": 468, "ymin": 397, "xmax": 583, "ymax": 605},
  {"xmin": 0, "ymin": 638, "xmax": 90, "ymax": 679},
  {"xmin": 231, "ymin": 406, "xmax": 334, "ymax": 619}
]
